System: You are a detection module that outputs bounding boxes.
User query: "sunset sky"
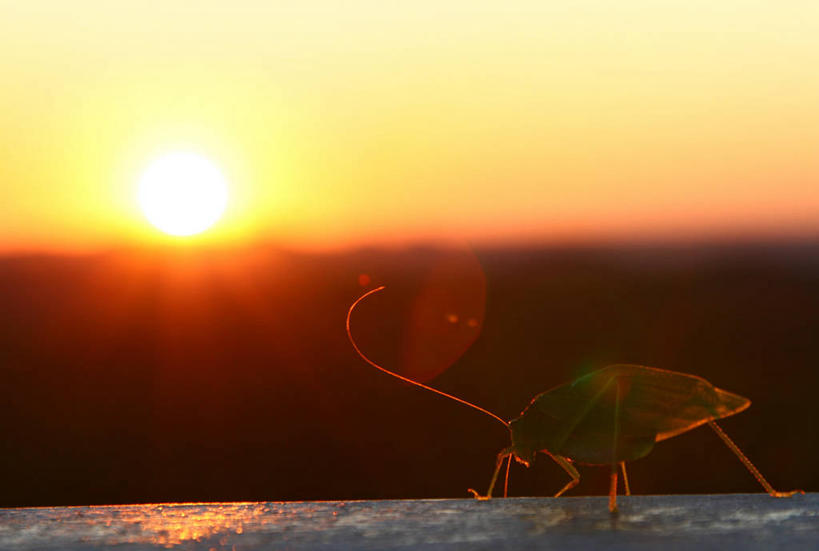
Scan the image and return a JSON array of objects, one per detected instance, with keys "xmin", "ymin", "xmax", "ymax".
[{"xmin": 2, "ymin": 1, "xmax": 818, "ymax": 252}]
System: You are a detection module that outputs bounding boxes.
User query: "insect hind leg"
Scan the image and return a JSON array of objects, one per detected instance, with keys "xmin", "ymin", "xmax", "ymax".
[
  {"xmin": 620, "ymin": 462, "xmax": 631, "ymax": 496},
  {"xmin": 607, "ymin": 376, "xmax": 625, "ymax": 513},
  {"xmin": 609, "ymin": 466, "xmax": 619, "ymax": 513},
  {"xmin": 708, "ymin": 421, "xmax": 803, "ymax": 498}
]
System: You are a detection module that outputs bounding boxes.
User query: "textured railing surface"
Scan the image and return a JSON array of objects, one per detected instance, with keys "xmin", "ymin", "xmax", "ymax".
[{"xmin": 1, "ymin": 494, "xmax": 817, "ymax": 550}]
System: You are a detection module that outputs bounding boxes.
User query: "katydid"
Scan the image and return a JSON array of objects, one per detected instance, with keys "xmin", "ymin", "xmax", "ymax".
[{"xmin": 347, "ymin": 286, "xmax": 803, "ymax": 512}]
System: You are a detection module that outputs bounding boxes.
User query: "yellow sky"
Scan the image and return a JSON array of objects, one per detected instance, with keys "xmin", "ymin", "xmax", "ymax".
[{"xmin": 2, "ymin": 1, "xmax": 819, "ymax": 252}]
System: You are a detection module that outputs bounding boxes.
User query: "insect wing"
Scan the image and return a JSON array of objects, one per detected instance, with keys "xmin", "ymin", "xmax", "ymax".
[{"xmin": 526, "ymin": 365, "xmax": 750, "ymax": 463}]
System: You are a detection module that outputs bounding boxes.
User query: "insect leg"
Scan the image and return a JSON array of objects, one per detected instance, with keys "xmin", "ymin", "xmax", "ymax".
[
  {"xmin": 609, "ymin": 467, "xmax": 619, "ymax": 513},
  {"xmin": 609, "ymin": 377, "xmax": 623, "ymax": 513},
  {"xmin": 503, "ymin": 453, "xmax": 512, "ymax": 498},
  {"xmin": 543, "ymin": 451, "xmax": 580, "ymax": 497},
  {"xmin": 620, "ymin": 462, "xmax": 631, "ymax": 496},
  {"xmin": 707, "ymin": 421, "xmax": 804, "ymax": 498},
  {"xmin": 468, "ymin": 448, "xmax": 512, "ymax": 500}
]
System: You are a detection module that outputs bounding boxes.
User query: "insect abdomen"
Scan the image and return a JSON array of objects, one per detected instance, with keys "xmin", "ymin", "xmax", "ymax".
[{"xmin": 511, "ymin": 386, "xmax": 657, "ymax": 464}]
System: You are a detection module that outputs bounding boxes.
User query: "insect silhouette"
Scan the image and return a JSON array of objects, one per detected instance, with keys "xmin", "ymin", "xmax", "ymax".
[{"xmin": 347, "ymin": 286, "xmax": 803, "ymax": 512}]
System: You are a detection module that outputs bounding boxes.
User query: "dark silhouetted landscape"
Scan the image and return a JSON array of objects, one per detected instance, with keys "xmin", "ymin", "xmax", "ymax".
[{"xmin": 1, "ymin": 241, "xmax": 817, "ymax": 506}]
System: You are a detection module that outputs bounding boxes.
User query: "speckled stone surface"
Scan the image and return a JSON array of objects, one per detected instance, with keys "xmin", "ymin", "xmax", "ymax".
[{"xmin": 1, "ymin": 494, "xmax": 817, "ymax": 550}]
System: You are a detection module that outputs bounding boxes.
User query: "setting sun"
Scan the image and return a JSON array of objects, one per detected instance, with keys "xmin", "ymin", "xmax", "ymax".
[{"xmin": 137, "ymin": 152, "xmax": 229, "ymax": 237}]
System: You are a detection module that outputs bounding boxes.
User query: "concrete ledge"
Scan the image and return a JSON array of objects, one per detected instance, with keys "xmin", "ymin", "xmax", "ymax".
[{"xmin": 1, "ymin": 494, "xmax": 817, "ymax": 550}]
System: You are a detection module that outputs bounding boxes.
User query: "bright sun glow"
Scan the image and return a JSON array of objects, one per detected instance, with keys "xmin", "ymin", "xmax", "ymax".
[{"xmin": 137, "ymin": 152, "xmax": 229, "ymax": 237}]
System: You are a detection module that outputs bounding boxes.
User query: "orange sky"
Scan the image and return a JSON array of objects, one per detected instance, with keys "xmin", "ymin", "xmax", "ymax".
[{"xmin": 2, "ymin": 1, "xmax": 819, "ymax": 252}]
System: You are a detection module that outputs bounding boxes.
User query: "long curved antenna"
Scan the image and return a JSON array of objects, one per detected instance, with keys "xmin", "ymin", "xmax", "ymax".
[{"xmin": 347, "ymin": 286, "xmax": 509, "ymax": 429}]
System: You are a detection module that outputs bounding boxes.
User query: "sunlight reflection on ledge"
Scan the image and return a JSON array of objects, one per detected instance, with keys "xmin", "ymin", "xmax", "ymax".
[{"xmin": 0, "ymin": 502, "xmax": 294, "ymax": 549}]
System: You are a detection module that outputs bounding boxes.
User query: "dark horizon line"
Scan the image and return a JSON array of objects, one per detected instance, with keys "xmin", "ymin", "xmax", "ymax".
[{"xmin": 2, "ymin": 229, "xmax": 819, "ymax": 260}]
